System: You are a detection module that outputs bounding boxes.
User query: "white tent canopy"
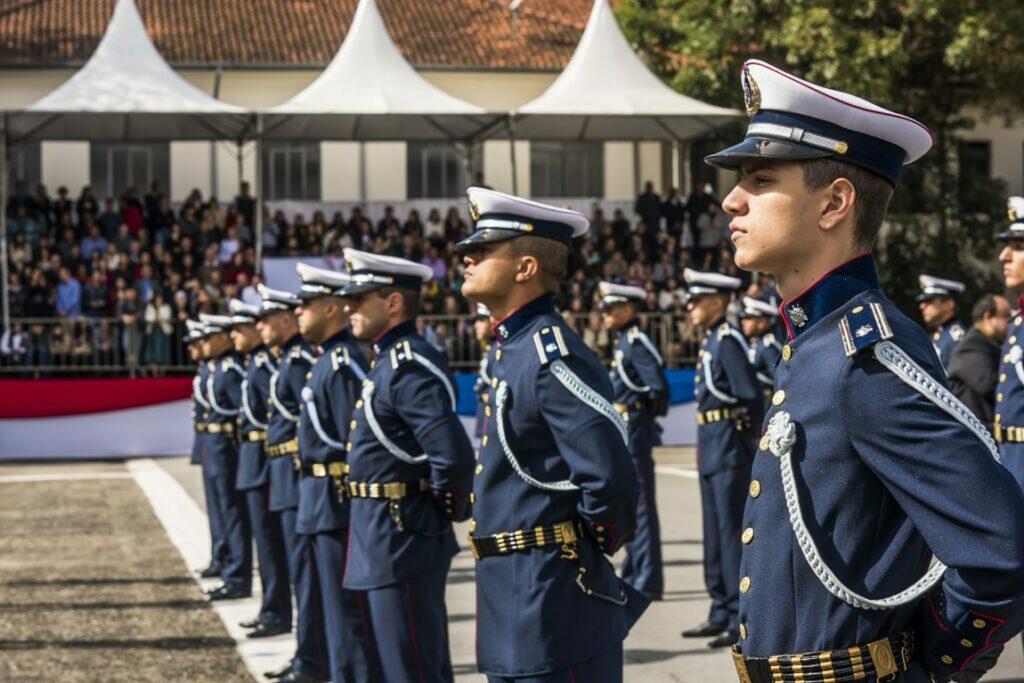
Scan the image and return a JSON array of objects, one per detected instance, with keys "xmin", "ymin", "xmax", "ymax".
[
  {"xmin": 9, "ymin": 0, "xmax": 250, "ymax": 142},
  {"xmin": 263, "ymin": 0, "xmax": 496, "ymax": 141},
  {"xmin": 490, "ymin": 0, "xmax": 739, "ymax": 141}
]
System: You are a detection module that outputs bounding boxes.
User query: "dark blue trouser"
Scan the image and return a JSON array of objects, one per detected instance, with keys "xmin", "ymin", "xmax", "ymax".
[
  {"xmin": 208, "ymin": 472, "xmax": 252, "ymax": 592},
  {"xmin": 201, "ymin": 449, "xmax": 228, "ymax": 568},
  {"xmin": 699, "ymin": 465, "xmax": 749, "ymax": 633},
  {"xmin": 485, "ymin": 644, "xmax": 623, "ymax": 682},
  {"xmin": 276, "ymin": 507, "xmax": 328, "ymax": 679},
  {"xmin": 243, "ymin": 485, "xmax": 291, "ymax": 628},
  {"xmin": 998, "ymin": 443, "xmax": 1024, "ymax": 658},
  {"xmin": 301, "ymin": 530, "xmax": 379, "ymax": 682},
  {"xmin": 363, "ymin": 562, "xmax": 453, "ymax": 683},
  {"xmin": 620, "ymin": 425, "xmax": 663, "ymax": 597}
]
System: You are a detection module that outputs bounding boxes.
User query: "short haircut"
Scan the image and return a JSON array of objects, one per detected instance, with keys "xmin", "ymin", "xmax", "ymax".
[
  {"xmin": 800, "ymin": 158, "xmax": 894, "ymax": 251},
  {"xmin": 971, "ymin": 294, "xmax": 999, "ymax": 324},
  {"xmin": 378, "ymin": 287, "xmax": 421, "ymax": 318},
  {"xmin": 507, "ymin": 236, "xmax": 569, "ymax": 293}
]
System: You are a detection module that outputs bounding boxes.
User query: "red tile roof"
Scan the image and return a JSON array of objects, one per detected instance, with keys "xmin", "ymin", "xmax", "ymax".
[{"xmin": 0, "ymin": 0, "xmax": 596, "ymax": 71}]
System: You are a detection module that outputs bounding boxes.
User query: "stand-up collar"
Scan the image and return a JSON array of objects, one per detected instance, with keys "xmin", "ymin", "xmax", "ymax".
[
  {"xmin": 493, "ymin": 294, "xmax": 556, "ymax": 344},
  {"xmin": 616, "ymin": 317, "xmax": 641, "ymax": 334},
  {"xmin": 280, "ymin": 333, "xmax": 303, "ymax": 354},
  {"xmin": 939, "ymin": 317, "xmax": 960, "ymax": 333},
  {"xmin": 320, "ymin": 328, "xmax": 354, "ymax": 354},
  {"xmin": 780, "ymin": 253, "xmax": 879, "ymax": 341},
  {"xmin": 373, "ymin": 320, "xmax": 416, "ymax": 357}
]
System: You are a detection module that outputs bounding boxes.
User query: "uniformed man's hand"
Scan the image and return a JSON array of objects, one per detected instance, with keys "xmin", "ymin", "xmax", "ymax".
[{"xmin": 949, "ymin": 644, "xmax": 1003, "ymax": 683}]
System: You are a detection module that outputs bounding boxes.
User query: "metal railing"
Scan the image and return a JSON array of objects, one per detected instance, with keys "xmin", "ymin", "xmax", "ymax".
[{"xmin": 0, "ymin": 313, "xmax": 702, "ymax": 376}]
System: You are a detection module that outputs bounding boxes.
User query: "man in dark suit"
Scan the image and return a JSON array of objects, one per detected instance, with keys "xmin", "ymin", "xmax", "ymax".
[{"xmin": 948, "ymin": 294, "xmax": 1011, "ymax": 428}]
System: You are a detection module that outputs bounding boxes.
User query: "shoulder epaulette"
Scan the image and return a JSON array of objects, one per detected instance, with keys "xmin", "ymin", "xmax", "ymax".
[
  {"xmin": 331, "ymin": 345, "xmax": 351, "ymax": 371},
  {"xmin": 533, "ymin": 325, "xmax": 570, "ymax": 366},
  {"xmin": 950, "ymin": 323, "xmax": 965, "ymax": 341},
  {"xmin": 254, "ymin": 350, "xmax": 268, "ymax": 367},
  {"xmin": 289, "ymin": 345, "xmax": 303, "ymax": 359},
  {"xmin": 839, "ymin": 302, "xmax": 893, "ymax": 357},
  {"xmin": 220, "ymin": 356, "xmax": 235, "ymax": 372},
  {"xmin": 763, "ymin": 332, "xmax": 777, "ymax": 347},
  {"xmin": 717, "ymin": 323, "xmax": 730, "ymax": 340},
  {"xmin": 626, "ymin": 326, "xmax": 641, "ymax": 343},
  {"xmin": 390, "ymin": 340, "xmax": 415, "ymax": 369},
  {"xmin": 206, "ymin": 360, "xmax": 215, "ymax": 370}
]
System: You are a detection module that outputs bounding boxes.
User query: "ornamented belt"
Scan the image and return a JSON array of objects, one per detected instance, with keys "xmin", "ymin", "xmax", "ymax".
[
  {"xmin": 299, "ymin": 461, "xmax": 348, "ymax": 478},
  {"xmin": 244, "ymin": 430, "xmax": 267, "ymax": 442},
  {"xmin": 345, "ymin": 478, "xmax": 430, "ymax": 500},
  {"xmin": 733, "ymin": 630, "xmax": 914, "ymax": 683},
  {"xmin": 267, "ymin": 438, "xmax": 299, "ymax": 457},
  {"xmin": 206, "ymin": 422, "xmax": 236, "ymax": 435},
  {"xmin": 994, "ymin": 423, "xmax": 1024, "ymax": 443},
  {"xmin": 697, "ymin": 408, "xmax": 747, "ymax": 426},
  {"xmin": 468, "ymin": 520, "xmax": 578, "ymax": 560},
  {"xmin": 195, "ymin": 423, "xmax": 208, "ymax": 433},
  {"xmin": 613, "ymin": 401, "xmax": 643, "ymax": 416}
]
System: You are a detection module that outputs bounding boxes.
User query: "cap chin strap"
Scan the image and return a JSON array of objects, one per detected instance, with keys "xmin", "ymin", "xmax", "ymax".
[{"xmin": 746, "ymin": 122, "xmax": 846, "ymax": 154}]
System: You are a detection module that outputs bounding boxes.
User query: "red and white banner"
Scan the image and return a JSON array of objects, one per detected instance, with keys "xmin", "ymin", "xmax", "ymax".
[{"xmin": 0, "ymin": 378, "xmax": 697, "ymax": 461}]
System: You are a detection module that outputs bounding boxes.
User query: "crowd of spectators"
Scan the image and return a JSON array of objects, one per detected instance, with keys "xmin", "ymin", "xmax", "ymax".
[{"xmin": 2, "ymin": 176, "xmax": 762, "ymax": 373}]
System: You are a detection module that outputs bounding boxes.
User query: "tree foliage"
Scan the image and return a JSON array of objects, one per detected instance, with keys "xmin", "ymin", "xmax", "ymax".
[{"xmin": 615, "ymin": 0, "xmax": 1024, "ymax": 310}]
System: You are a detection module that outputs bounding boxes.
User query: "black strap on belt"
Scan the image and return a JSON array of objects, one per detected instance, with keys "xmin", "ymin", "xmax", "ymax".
[
  {"xmin": 469, "ymin": 520, "xmax": 578, "ymax": 560},
  {"xmin": 733, "ymin": 630, "xmax": 914, "ymax": 683}
]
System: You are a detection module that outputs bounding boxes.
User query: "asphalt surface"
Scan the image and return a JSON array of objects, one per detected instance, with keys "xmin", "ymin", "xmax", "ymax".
[{"xmin": 155, "ymin": 453, "xmax": 1024, "ymax": 682}]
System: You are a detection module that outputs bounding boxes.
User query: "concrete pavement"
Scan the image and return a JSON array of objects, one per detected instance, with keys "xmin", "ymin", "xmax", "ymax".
[{"xmin": 158, "ymin": 453, "xmax": 1024, "ymax": 682}]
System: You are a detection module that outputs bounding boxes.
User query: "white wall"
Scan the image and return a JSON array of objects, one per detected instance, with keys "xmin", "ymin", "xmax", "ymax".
[
  {"xmin": 41, "ymin": 141, "xmax": 89, "ymax": 192},
  {"xmin": 364, "ymin": 142, "xmax": 407, "ymax": 201},
  {"xmin": 603, "ymin": 142, "xmax": 635, "ymax": 199},
  {"xmin": 169, "ymin": 141, "xmax": 211, "ymax": 200},
  {"xmin": 321, "ymin": 141, "xmax": 361, "ymax": 201}
]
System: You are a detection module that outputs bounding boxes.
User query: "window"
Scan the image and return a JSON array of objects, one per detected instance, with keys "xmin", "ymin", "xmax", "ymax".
[
  {"xmin": 407, "ymin": 143, "xmax": 480, "ymax": 199},
  {"xmin": 530, "ymin": 142, "xmax": 603, "ymax": 198},
  {"xmin": 90, "ymin": 143, "xmax": 169, "ymax": 201},
  {"xmin": 7, "ymin": 142, "xmax": 41, "ymax": 194},
  {"xmin": 262, "ymin": 142, "xmax": 320, "ymax": 200}
]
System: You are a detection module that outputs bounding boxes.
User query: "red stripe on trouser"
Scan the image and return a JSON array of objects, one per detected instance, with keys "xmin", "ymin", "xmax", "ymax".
[{"xmin": 404, "ymin": 580, "xmax": 426, "ymax": 683}]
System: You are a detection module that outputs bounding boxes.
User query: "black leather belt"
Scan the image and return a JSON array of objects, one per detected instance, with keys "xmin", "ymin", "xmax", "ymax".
[
  {"xmin": 299, "ymin": 462, "xmax": 348, "ymax": 478},
  {"xmin": 469, "ymin": 520, "xmax": 578, "ymax": 560},
  {"xmin": 733, "ymin": 630, "xmax": 914, "ymax": 683},
  {"xmin": 345, "ymin": 478, "xmax": 429, "ymax": 500}
]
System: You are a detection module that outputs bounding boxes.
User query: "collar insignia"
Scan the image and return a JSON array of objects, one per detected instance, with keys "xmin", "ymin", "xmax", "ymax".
[{"xmin": 789, "ymin": 304, "xmax": 809, "ymax": 328}]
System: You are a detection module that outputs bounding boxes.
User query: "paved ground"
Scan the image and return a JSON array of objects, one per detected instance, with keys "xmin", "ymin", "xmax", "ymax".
[
  {"xmin": 156, "ymin": 450, "xmax": 1024, "ymax": 682},
  {"xmin": 1, "ymin": 455, "xmax": 1021, "ymax": 681}
]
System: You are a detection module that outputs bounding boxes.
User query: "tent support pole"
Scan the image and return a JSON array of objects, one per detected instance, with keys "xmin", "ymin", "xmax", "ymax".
[
  {"xmin": 1, "ymin": 113, "xmax": 8, "ymax": 331},
  {"xmin": 236, "ymin": 141, "xmax": 244, "ymax": 188},
  {"xmin": 254, "ymin": 114, "xmax": 264, "ymax": 277},
  {"xmin": 460, "ymin": 141, "xmax": 473, "ymax": 187},
  {"xmin": 506, "ymin": 117, "xmax": 519, "ymax": 196}
]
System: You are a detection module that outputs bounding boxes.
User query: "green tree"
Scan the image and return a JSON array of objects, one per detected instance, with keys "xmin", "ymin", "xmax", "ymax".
[{"xmin": 616, "ymin": 0, "xmax": 1024, "ymax": 311}]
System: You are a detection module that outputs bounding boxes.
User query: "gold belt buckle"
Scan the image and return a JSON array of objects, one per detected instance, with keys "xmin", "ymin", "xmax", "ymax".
[
  {"xmin": 468, "ymin": 535, "xmax": 481, "ymax": 560},
  {"xmin": 311, "ymin": 463, "xmax": 326, "ymax": 477},
  {"xmin": 868, "ymin": 638, "xmax": 898, "ymax": 681}
]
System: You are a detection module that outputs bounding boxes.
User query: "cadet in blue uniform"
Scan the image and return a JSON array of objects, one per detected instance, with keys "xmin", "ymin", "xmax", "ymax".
[
  {"xmin": 473, "ymin": 304, "xmax": 497, "ymax": 439},
  {"xmin": 294, "ymin": 262, "xmax": 378, "ymax": 682},
  {"xmin": 598, "ymin": 281, "xmax": 668, "ymax": 602},
  {"xmin": 681, "ymin": 269, "xmax": 760, "ymax": 649},
  {"xmin": 227, "ymin": 299, "xmax": 292, "ymax": 639},
  {"xmin": 996, "ymin": 198, "xmax": 1024, "ymax": 490},
  {"xmin": 457, "ymin": 188, "xmax": 646, "ymax": 682},
  {"xmin": 739, "ymin": 296, "xmax": 783, "ymax": 415},
  {"xmin": 198, "ymin": 314, "xmax": 252, "ymax": 601},
  {"xmin": 256, "ymin": 285, "xmax": 327, "ymax": 683},
  {"xmin": 707, "ymin": 59, "xmax": 1024, "ymax": 681},
  {"xmin": 917, "ymin": 275, "xmax": 966, "ymax": 370},
  {"xmin": 186, "ymin": 320, "xmax": 225, "ymax": 579},
  {"xmin": 338, "ymin": 249, "xmax": 474, "ymax": 683}
]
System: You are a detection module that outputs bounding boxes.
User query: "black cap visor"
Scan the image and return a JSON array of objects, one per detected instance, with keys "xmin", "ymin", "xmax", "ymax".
[{"xmin": 704, "ymin": 136, "xmax": 833, "ymax": 172}]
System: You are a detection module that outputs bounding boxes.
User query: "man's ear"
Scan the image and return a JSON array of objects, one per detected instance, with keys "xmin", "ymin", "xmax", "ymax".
[
  {"xmin": 515, "ymin": 254, "xmax": 540, "ymax": 283},
  {"xmin": 820, "ymin": 178, "xmax": 856, "ymax": 233}
]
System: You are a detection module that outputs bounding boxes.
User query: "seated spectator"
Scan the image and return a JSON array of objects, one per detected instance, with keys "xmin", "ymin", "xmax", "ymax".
[
  {"xmin": 97, "ymin": 198, "xmax": 121, "ymax": 237},
  {"xmin": 425, "ymin": 208, "xmax": 444, "ymax": 238}
]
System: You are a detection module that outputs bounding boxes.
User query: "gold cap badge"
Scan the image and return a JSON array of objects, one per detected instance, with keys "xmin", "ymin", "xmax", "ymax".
[
  {"xmin": 742, "ymin": 66, "xmax": 761, "ymax": 117},
  {"xmin": 469, "ymin": 200, "xmax": 480, "ymax": 222}
]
